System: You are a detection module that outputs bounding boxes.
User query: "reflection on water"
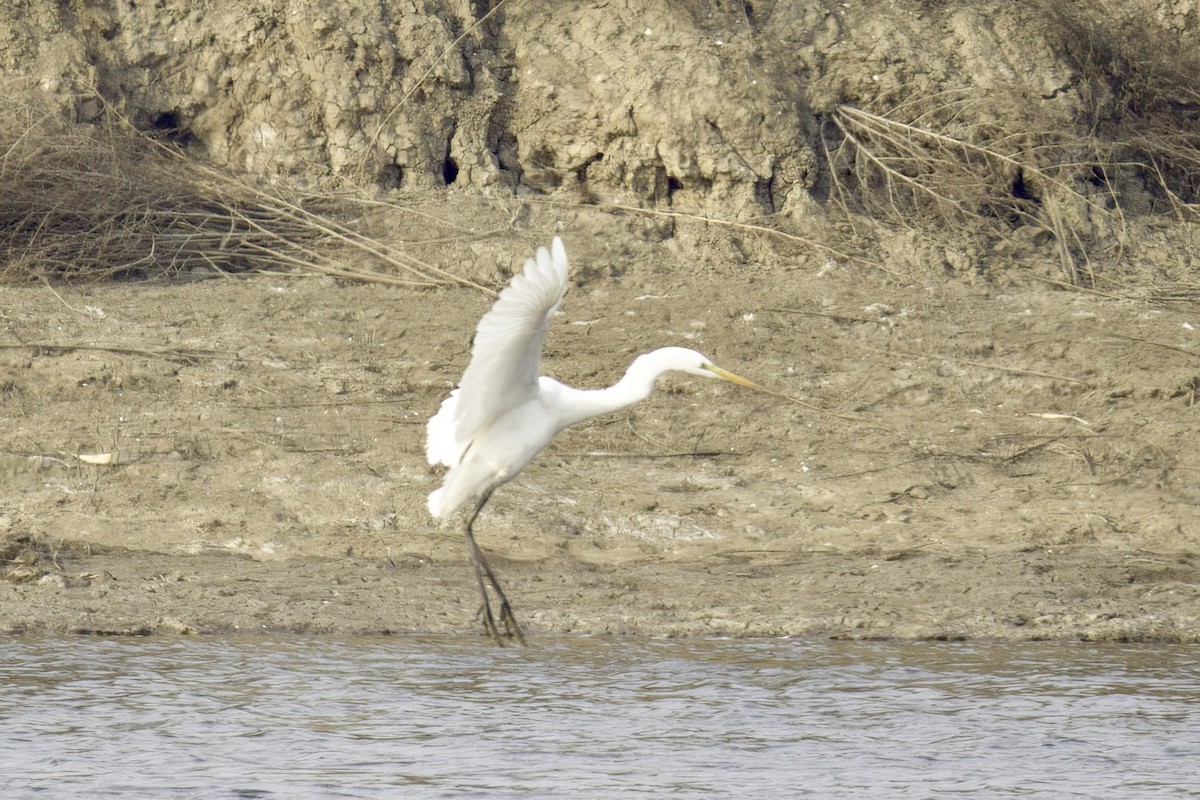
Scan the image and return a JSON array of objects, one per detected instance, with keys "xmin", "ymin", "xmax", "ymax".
[{"xmin": 2, "ymin": 635, "xmax": 1197, "ymax": 798}]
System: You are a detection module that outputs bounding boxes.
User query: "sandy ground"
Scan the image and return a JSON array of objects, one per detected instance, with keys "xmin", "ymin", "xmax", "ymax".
[{"xmin": 3, "ymin": 198, "xmax": 1198, "ymax": 642}]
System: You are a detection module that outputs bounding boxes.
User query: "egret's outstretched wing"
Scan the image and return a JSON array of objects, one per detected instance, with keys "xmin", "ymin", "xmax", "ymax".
[{"xmin": 444, "ymin": 237, "xmax": 569, "ymax": 456}]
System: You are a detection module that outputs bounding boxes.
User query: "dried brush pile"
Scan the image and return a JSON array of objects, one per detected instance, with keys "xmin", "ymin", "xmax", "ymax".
[
  {"xmin": 826, "ymin": 2, "xmax": 1200, "ymax": 286},
  {"xmin": 828, "ymin": 95, "xmax": 1123, "ymax": 285},
  {"xmin": 0, "ymin": 89, "xmax": 476, "ymax": 288}
]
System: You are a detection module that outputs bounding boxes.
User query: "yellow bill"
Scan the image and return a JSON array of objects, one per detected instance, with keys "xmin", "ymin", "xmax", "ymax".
[{"xmin": 705, "ymin": 364, "xmax": 765, "ymax": 391}]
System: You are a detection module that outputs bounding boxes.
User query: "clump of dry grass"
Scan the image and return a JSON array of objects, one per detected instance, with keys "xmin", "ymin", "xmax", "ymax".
[
  {"xmin": 1, "ymin": 94, "xmax": 309, "ymax": 282},
  {"xmin": 0, "ymin": 87, "xmax": 484, "ymax": 289}
]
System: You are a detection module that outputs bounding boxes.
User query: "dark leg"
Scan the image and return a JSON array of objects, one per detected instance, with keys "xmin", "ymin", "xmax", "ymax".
[{"xmin": 465, "ymin": 491, "xmax": 525, "ymax": 645}]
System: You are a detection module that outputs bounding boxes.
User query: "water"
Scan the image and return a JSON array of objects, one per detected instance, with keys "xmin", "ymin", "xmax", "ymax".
[{"xmin": 2, "ymin": 636, "xmax": 1197, "ymax": 799}]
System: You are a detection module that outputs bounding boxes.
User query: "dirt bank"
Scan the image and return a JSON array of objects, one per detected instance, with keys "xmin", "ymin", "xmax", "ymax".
[
  {"xmin": 2, "ymin": 0, "xmax": 1199, "ymax": 640},
  {"xmin": 2, "ymin": 196, "xmax": 1198, "ymax": 641}
]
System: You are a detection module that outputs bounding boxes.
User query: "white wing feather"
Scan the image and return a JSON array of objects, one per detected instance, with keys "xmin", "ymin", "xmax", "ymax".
[{"xmin": 425, "ymin": 237, "xmax": 569, "ymax": 469}]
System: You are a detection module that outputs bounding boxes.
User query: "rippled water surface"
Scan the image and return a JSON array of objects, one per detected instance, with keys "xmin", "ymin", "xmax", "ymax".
[{"xmin": 3, "ymin": 635, "xmax": 1197, "ymax": 798}]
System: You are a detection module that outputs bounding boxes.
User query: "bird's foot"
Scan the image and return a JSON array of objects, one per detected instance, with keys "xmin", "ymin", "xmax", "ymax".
[
  {"xmin": 498, "ymin": 599, "xmax": 525, "ymax": 645},
  {"xmin": 477, "ymin": 600, "xmax": 525, "ymax": 646}
]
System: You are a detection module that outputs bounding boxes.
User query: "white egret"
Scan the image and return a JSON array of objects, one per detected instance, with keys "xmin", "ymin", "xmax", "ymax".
[{"xmin": 426, "ymin": 237, "xmax": 761, "ymax": 641}]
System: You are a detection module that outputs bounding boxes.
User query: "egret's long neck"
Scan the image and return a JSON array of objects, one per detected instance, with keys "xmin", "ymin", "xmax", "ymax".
[{"xmin": 554, "ymin": 348, "xmax": 685, "ymax": 428}]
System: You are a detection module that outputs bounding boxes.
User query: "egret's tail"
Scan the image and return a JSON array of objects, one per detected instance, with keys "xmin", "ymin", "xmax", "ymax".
[
  {"xmin": 427, "ymin": 457, "xmax": 499, "ymax": 519},
  {"xmin": 426, "ymin": 390, "xmax": 466, "ymax": 467},
  {"xmin": 427, "ymin": 487, "xmax": 447, "ymax": 518}
]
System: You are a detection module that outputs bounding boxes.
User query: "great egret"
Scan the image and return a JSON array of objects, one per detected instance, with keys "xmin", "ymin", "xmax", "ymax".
[{"xmin": 426, "ymin": 237, "xmax": 761, "ymax": 641}]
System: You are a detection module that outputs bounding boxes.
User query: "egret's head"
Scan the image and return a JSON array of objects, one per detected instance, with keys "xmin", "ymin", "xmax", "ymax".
[{"xmin": 661, "ymin": 347, "xmax": 763, "ymax": 390}]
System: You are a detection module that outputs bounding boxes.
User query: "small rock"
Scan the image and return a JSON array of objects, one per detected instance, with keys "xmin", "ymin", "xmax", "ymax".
[{"xmin": 156, "ymin": 616, "xmax": 199, "ymax": 635}]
